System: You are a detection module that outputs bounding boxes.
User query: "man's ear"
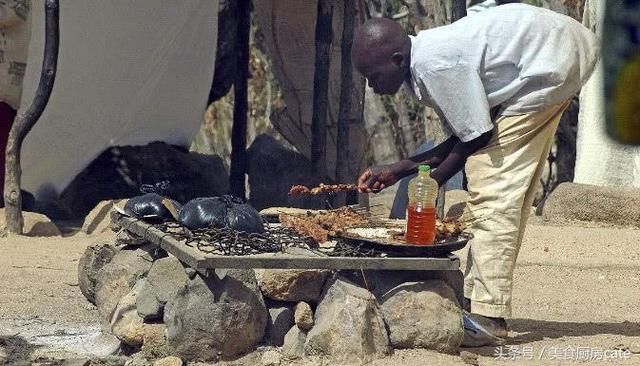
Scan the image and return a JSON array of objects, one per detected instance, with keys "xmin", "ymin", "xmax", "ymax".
[{"xmin": 391, "ymin": 52, "xmax": 405, "ymax": 67}]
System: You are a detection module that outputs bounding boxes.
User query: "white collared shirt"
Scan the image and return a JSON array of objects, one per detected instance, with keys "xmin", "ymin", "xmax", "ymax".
[{"xmin": 409, "ymin": 4, "xmax": 599, "ymax": 142}]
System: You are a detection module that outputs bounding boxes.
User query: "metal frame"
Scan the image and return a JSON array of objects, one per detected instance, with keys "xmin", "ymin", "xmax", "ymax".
[{"xmin": 111, "ymin": 211, "xmax": 460, "ymax": 273}]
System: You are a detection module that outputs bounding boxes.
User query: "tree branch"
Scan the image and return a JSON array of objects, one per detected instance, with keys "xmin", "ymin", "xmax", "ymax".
[
  {"xmin": 311, "ymin": 0, "xmax": 333, "ymax": 181},
  {"xmin": 4, "ymin": 0, "xmax": 59, "ymax": 234}
]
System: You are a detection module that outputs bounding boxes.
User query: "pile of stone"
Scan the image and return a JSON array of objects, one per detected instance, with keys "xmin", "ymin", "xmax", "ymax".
[
  {"xmin": 541, "ymin": 182, "xmax": 640, "ymax": 227},
  {"xmin": 79, "ymin": 239, "xmax": 464, "ymax": 365}
]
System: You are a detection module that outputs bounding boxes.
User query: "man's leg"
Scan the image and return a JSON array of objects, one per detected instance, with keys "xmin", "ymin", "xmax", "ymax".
[
  {"xmin": 463, "ymin": 101, "xmax": 569, "ymax": 324},
  {"xmin": 513, "ymin": 119, "xmax": 559, "ymax": 257}
]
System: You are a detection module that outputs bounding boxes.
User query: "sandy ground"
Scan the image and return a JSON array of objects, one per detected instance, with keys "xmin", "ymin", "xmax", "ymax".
[{"xmin": 1, "ymin": 221, "xmax": 639, "ymax": 365}]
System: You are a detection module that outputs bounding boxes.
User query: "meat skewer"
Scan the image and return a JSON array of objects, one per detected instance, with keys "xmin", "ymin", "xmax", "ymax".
[
  {"xmin": 289, "ymin": 185, "xmax": 311, "ymax": 195},
  {"xmin": 289, "ymin": 183, "xmax": 358, "ymax": 196}
]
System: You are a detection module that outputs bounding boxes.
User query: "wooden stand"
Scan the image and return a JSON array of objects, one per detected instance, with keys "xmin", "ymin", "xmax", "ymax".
[{"xmin": 111, "ymin": 211, "xmax": 461, "ymax": 273}]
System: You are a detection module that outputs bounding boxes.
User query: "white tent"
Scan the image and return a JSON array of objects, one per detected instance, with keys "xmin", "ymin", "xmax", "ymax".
[
  {"xmin": 574, "ymin": 0, "xmax": 640, "ymax": 187},
  {"xmin": 254, "ymin": 0, "xmax": 367, "ymax": 182},
  {"xmin": 19, "ymin": 0, "xmax": 219, "ymax": 199}
]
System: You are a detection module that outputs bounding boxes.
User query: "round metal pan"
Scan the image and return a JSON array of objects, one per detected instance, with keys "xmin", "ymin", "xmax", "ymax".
[{"xmin": 335, "ymin": 231, "xmax": 473, "ymax": 257}]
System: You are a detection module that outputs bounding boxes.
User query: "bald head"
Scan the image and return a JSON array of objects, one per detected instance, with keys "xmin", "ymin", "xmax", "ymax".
[
  {"xmin": 353, "ymin": 18, "xmax": 408, "ymax": 61},
  {"xmin": 352, "ymin": 18, "xmax": 411, "ymax": 95}
]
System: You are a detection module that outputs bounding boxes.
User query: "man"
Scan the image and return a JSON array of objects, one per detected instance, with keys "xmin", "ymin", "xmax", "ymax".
[
  {"xmin": 390, "ymin": 0, "xmax": 521, "ymax": 220},
  {"xmin": 352, "ymin": 4, "xmax": 598, "ymax": 345}
]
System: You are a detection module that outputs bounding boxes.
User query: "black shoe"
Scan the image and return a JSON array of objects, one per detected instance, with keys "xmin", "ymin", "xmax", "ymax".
[{"xmin": 462, "ymin": 311, "xmax": 508, "ymax": 347}]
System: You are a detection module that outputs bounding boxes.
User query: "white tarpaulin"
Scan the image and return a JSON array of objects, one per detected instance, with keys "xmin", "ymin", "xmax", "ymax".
[
  {"xmin": 574, "ymin": 0, "xmax": 640, "ymax": 187},
  {"xmin": 254, "ymin": 0, "xmax": 367, "ymax": 182},
  {"xmin": 0, "ymin": 0, "xmax": 30, "ymax": 110},
  {"xmin": 19, "ymin": 0, "xmax": 218, "ymax": 198}
]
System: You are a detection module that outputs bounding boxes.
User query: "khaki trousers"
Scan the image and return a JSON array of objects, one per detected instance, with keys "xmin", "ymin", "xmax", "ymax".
[{"xmin": 463, "ymin": 101, "xmax": 570, "ymax": 318}]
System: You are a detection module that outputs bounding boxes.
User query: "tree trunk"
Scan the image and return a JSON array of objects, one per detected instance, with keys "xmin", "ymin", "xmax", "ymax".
[
  {"xmin": 335, "ymin": 0, "xmax": 357, "ymax": 207},
  {"xmin": 4, "ymin": 0, "xmax": 59, "ymax": 234},
  {"xmin": 311, "ymin": 0, "xmax": 334, "ymax": 180}
]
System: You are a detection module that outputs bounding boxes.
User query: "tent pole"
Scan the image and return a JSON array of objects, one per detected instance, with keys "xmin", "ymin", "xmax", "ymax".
[
  {"xmin": 335, "ymin": 0, "xmax": 356, "ymax": 207},
  {"xmin": 4, "ymin": 0, "xmax": 59, "ymax": 234},
  {"xmin": 311, "ymin": 0, "xmax": 333, "ymax": 183},
  {"xmin": 229, "ymin": 0, "xmax": 251, "ymax": 200}
]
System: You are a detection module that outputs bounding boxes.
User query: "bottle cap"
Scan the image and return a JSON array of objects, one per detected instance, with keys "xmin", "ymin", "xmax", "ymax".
[{"xmin": 418, "ymin": 165, "xmax": 430, "ymax": 173}]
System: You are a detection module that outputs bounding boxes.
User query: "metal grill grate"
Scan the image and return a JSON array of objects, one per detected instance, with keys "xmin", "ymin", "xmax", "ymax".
[{"xmin": 152, "ymin": 221, "xmax": 316, "ymax": 256}]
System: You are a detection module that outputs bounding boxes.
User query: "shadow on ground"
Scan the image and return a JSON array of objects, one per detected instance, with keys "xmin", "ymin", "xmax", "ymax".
[
  {"xmin": 509, "ymin": 319, "xmax": 640, "ymax": 343},
  {"xmin": 0, "ymin": 335, "xmax": 39, "ymax": 365},
  {"xmin": 463, "ymin": 319, "xmax": 640, "ymax": 356}
]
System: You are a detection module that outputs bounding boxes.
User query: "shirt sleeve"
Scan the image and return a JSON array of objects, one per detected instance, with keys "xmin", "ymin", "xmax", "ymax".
[{"xmin": 417, "ymin": 63, "xmax": 493, "ymax": 142}]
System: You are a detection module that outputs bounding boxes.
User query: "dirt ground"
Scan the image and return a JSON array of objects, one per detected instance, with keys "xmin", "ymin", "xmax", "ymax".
[{"xmin": 1, "ymin": 220, "xmax": 639, "ymax": 365}]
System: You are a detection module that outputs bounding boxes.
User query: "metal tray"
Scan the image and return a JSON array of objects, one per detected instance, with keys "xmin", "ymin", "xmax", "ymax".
[
  {"xmin": 259, "ymin": 210, "xmax": 471, "ymax": 257},
  {"xmin": 335, "ymin": 230, "xmax": 473, "ymax": 257}
]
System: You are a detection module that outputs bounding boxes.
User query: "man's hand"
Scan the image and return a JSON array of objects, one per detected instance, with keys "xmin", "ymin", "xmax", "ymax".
[
  {"xmin": 357, "ymin": 131, "xmax": 491, "ymax": 193},
  {"xmin": 358, "ymin": 164, "xmax": 401, "ymax": 193}
]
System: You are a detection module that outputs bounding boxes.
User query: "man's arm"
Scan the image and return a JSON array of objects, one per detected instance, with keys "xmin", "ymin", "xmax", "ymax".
[
  {"xmin": 358, "ymin": 131, "xmax": 492, "ymax": 192},
  {"xmin": 360, "ymin": 63, "xmax": 495, "ymax": 192},
  {"xmin": 358, "ymin": 136, "xmax": 455, "ymax": 192},
  {"xmin": 430, "ymin": 130, "xmax": 492, "ymax": 185}
]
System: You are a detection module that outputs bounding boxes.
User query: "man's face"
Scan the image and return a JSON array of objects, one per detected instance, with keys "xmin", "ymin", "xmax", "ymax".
[{"xmin": 354, "ymin": 53, "xmax": 406, "ymax": 95}]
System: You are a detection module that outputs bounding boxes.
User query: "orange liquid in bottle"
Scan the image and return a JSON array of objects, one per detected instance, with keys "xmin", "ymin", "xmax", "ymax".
[{"xmin": 405, "ymin": 205, "xmax": 436, "ymax": 245}]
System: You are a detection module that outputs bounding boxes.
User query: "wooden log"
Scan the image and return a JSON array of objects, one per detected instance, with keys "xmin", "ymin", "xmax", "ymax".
[
  {"xmin": 335, "ymin": 0, "xmax": 356, "ymax": 207},
  {"xmin": 200, "ymin": 254, "xmax": 460, "ymax": 271},
  {"xmin": 4, "ymin": 0, "xmax": 59, "ymax": 234},
  {"xmin": 229, "ymin": 0, "xmax": 251, "ymax": 199},
  {"xmin": 311, "ymin": 0, "xmax": 333, "ymax": 181}
]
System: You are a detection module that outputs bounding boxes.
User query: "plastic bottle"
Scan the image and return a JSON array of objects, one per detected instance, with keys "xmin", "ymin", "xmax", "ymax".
[{"xmin": 405, "ymin": 165, "xmax": 438, "ymax": 245}]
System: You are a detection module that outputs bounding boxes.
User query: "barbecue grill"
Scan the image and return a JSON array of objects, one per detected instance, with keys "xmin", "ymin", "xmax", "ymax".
[{"xmin": 110, "ymin": 210, "xmax": 470, "ymax": 273}]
